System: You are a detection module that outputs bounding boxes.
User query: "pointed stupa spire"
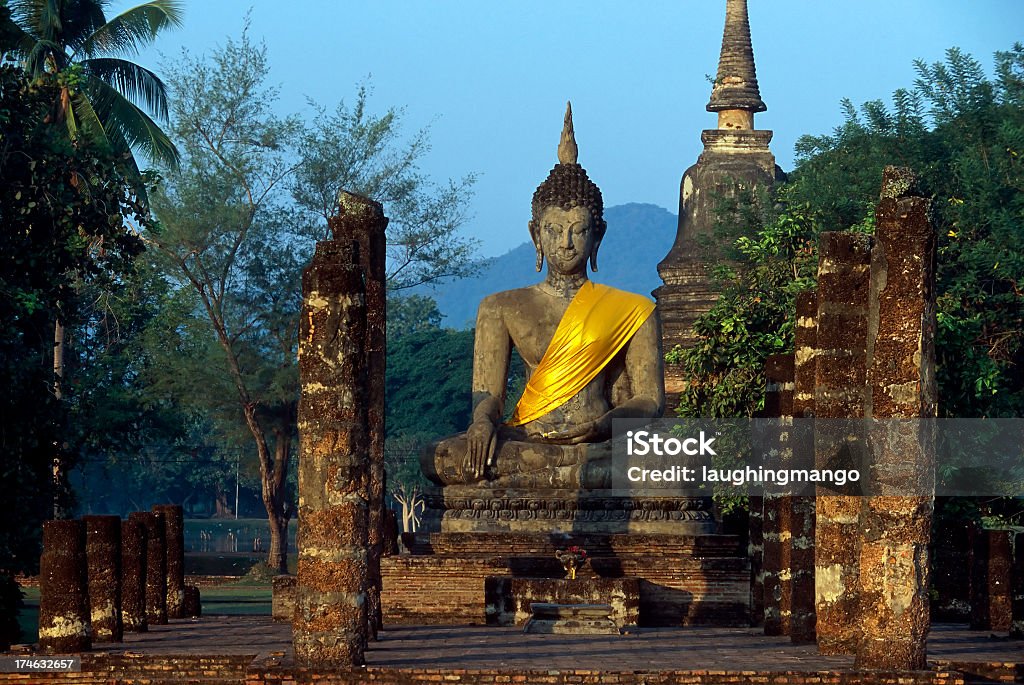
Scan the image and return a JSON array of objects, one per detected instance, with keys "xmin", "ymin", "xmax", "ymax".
[
  {"xmin": 707, "ymin": 0, "xmax": 766, "ymax": 114},
  {"xmin": 557, "ymin": 101, "xmax": 578, "ymax": 164}
]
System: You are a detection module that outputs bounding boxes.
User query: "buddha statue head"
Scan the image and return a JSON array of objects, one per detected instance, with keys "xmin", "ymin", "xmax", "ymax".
[{"xmin": 529, "ymin": 102, "xmax": 607, "ymax": 274}]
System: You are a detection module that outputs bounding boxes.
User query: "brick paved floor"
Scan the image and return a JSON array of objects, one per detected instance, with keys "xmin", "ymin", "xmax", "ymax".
[{"xmin": 95, "ymin": 618, "xmax": 1021, "ymax": 671}]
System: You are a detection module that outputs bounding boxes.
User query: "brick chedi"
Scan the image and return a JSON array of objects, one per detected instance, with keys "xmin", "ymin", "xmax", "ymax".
[{"xmin": 655, "ymin": 0, "xmax": 784, "ymax": 410}]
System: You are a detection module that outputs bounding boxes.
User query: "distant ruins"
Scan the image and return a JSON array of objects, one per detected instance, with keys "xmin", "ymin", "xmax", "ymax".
[{"xmin": 655, "ymin": 0, "xmax": 784, "ymax": 407}]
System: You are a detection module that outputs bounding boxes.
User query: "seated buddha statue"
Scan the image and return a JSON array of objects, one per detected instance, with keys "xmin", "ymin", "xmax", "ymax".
[{"xmin": 422, "ymin": 103, "xmax": 665, "ymax": 490}]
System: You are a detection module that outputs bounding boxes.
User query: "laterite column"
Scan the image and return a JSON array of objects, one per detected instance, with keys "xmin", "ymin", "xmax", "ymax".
[
  {"xmin": 130, "ymin": 511, "xmax": 166, "ymax": 625},
  {"xmin": 856, "ymin": 166, "xmax": 937, "ymax": 669},
  {"xmin": 153, "ymin": 504, "xmax": 186, "ymax": 619},
  {"xmin": 120, "ymin": 517, "xmax": 147, "ymax": 632},
  {"xmin": 38, "ymin": 520, "xmax": 90, "ymax": 652},
  {"xmin": 762, "ymin": 354, "xmax": 794, "ymax": 635},
  {"xmin": 790, "ymin": 290, "xmax": 818, "ymax": 644},
  {"xmin": 84, "ymin": 515, "xmax": 122, "ymax": 642},
  {"xmin": 814, "ymin": 232, "xmax": 872, "ymax": 655},
  {"xmin": 293, "ymin": 194, "xmax": 376, "ymax": 666},
  {"xmin": 330, "ymin": 191, "xmax": 388, "ymax": 639}
]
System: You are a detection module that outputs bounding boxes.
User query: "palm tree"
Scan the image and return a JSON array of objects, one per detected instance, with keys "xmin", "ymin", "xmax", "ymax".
[{"xmin": 7, "ymin": 0, "xmax": 183, "ymax": 172}]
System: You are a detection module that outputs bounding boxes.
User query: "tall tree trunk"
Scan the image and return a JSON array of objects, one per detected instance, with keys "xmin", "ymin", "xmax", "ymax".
[
  {"xmin": 52, "ymin": 319, "xmax": 66, "ymax": 519},
  {"xmin": 263, "ymin": 426, "xmax": 292, "ymax": 574}
]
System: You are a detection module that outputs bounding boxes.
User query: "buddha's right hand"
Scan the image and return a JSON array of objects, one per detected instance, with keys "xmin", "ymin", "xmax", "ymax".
[{"xmin": 464, "ymin": 420, "xmax": 496, "ymax": 480}]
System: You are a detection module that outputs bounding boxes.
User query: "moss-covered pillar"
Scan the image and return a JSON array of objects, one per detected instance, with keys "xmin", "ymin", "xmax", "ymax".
[
  {"xmin": 84, "ymin": 515, "xmax": 122, "ymax": 642},
  {"xmin": 790, "ymin": 290, "xmax": 818, "ymax": 645},
  {"xmin": 293, "ymin": 204, "xmax": 371, "ymax": 667},
  {"xmin": 855, "ymin": 166, "xmax": 937, "ymax": 669},
  {"xmin": 762, "ymin": 354, "xmax": 794, "ymax": 636},
  {"xmin": 38, "ymin": 520, "xmax": 90, "ymax": 653},
  {"xmin": 330, "ymin": 191, "xmax": 388, "ymax": 639},
  {"xmin": 120, "ymin": 517, "xmax": 147, "ymax": 632},
  {"xmin": 130, "ymin": 511, "xmax": 166, "ymax": 625},
  {"xmin": 814, "ymin": 231, "xmax": 872, "ymax": 655},
  {"xmin": 153, "ymin": 504, "xmax": 185, "ymax": 619}
]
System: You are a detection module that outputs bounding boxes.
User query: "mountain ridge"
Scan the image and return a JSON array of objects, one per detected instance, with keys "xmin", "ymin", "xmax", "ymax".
[{"xmin": 418, "ymin": 202, "xmax": 679, "ymax": 328}]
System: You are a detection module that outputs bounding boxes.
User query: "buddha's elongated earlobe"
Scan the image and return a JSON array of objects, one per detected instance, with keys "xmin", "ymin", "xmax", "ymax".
[
  {"xmin": 535, "ymin": 248, "xmax": 544, "ymax": 272},
  {"xmin": 590, "ymin": 231, "xmax": 603, "ymax": 272}
]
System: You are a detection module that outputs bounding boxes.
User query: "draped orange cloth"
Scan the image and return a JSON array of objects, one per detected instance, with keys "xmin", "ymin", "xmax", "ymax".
[{"xmin": 507, "ymin": 281, "xmax": 655, "ymax": 427}]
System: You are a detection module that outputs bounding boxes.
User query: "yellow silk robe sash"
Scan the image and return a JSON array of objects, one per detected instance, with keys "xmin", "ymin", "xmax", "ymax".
[{"xmin": 508, "ymin": 281, "xmax": 655, "ymax": 426}]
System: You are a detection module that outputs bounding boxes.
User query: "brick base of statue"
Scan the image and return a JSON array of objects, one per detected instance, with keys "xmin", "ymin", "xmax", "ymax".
[{"xmin": 382, "ymin": 532, "xmax": 747, "ymax": 626}]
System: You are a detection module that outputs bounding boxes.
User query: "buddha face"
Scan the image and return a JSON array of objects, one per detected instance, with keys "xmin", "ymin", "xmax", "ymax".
[{"xmin": 535, "ymin": 205, "xmax": 596, "ymax": 276}]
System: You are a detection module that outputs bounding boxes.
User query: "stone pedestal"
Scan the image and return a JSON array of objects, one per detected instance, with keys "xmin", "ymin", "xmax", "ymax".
[
  {"xmin": 429, "ymin": 488, "xmax": 714, "ymax": 535},
  {"xmin": 485, "ymin": 576, "xmax": 639, "ymax": 628},
  {"xmin": 523, "ymin": 603, "xmax": 619, "ymax": 635},
  {"xmin": 382, "ymin": 532, "xmax": 748, "ymax": 627}
]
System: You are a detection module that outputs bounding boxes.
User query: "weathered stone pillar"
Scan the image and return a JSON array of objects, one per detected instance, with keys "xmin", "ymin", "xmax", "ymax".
[
  {"xmin": 789, "ymin": 290, "xmax": 817, "ymax": 645},
  {"xmin": 1012, "ymin": 531, "xmax": 1023, "ymax": 638},
  {"xmin": 130, "ymin": 511, "xmax": 166, "ymax": 625},
  {"xmin": 183, "ymin": 585, "xmax": 202, "ymax": 618},
  {"xmin": 153, "ymin": 504, "xmax": 185, "ymax": 619},
  {"xmin": 120, "ymin": 518, "xmax": 147, "ymax": 632},
  {"xmin": 293, "ymin": 196, "xmax": 375, "ymax": 667},
  {"xmin": 330, "ymin": 191, "xmax": 388, "ymax": 639},
  {"xmin": 855, "ymin": 166, "xmax": 937, "ymax": 670},
  {"xmin": 748, "ymin": 492, "xmax": 764, "ymax": 627},
  {"xmin": 970, "ymin": 528, "xmax": 1014, "ymax": 631},
  {"xmin": 38, "ymin": 520, "xmax": 90, "ymax": 653},
  {"xmin": 762, "ymin": 354, "xmax": 794, "ymax": 636},
  {"xmin": 814, "ymin": 231, "xmax": 872, "ymax": 655},
  {"xmin": 84, "ymin": 515, "xmax": 122, "ymax": 642}
]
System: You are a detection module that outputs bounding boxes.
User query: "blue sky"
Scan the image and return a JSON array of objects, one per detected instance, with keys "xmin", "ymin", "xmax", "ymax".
[{"xmin": 125, "ymin": 1, "xmax": 1023, "ymax": 258}]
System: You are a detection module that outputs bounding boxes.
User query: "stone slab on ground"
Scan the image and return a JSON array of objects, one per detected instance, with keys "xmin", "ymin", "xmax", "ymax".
[
  {"xmin": 522, "ymin": 602, "xmax": 619, "ymax": 635},
  {"xmin": 485, "ymin": 576, "xmax": 640, "ymax": 628}
]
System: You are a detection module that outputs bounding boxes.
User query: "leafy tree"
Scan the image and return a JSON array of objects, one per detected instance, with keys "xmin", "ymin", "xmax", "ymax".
[
  {"xmin": 677, "ymin": 44, "xmax": 1024, "ymax": 422},
  {"xmin": 385, "ymin": 327, "xmax": 474, "ymax": 493},
  {"xmin": 5, "ymin": 0, "xmax": 182, "ymax": 171},
  {"xmin": 291, "ymin": 87, "xmax": 478, "ymax": 289},
  {"xmin": 387, "ymin": 293, "xmax": 442, "ymax": 341},
  {"xmin": 0, "ymin": 56, "xmax": 152, "ymax": 644},
  {"xmin": 147, "ymin": 30, "xmax": 476, "ymax": 572},
  {"xmin": 673, "ymin": 187, "xmax": 819, "ymax": 418}
]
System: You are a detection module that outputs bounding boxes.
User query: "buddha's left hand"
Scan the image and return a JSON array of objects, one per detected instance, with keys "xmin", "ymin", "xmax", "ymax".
[{"xmin": 540, "ymin": 415, "xmax": 610, "ymax": 444}]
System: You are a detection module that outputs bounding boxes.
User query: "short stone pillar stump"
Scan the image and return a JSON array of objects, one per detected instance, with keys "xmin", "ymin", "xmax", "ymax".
[
  {"xmin": 272, "ymin": 575, "xmax": 297, "ymax": 622},
  {"xmin": 523, "ymin": 603, "xmax": 619, "ymax": 635},
  {"xmin": 486, "ymin": 576, "xmax": 639, "ymax": 629}
]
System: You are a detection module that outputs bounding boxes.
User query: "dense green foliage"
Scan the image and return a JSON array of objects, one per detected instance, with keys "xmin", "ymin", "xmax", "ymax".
[
  {"xmin": 0, "ymin": 56, "xmax": 154, "ymax": 645},
  {"xmin": 4, "ymin": 0, "xmax": 182, "ymax": 172},
  {"xmin": 675, "ymin": 45, "xmax": 1024, "ymax": 423},
  {"xmin": 138, "ymin": 30, "xmax": 476, "ymax": 567}
]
